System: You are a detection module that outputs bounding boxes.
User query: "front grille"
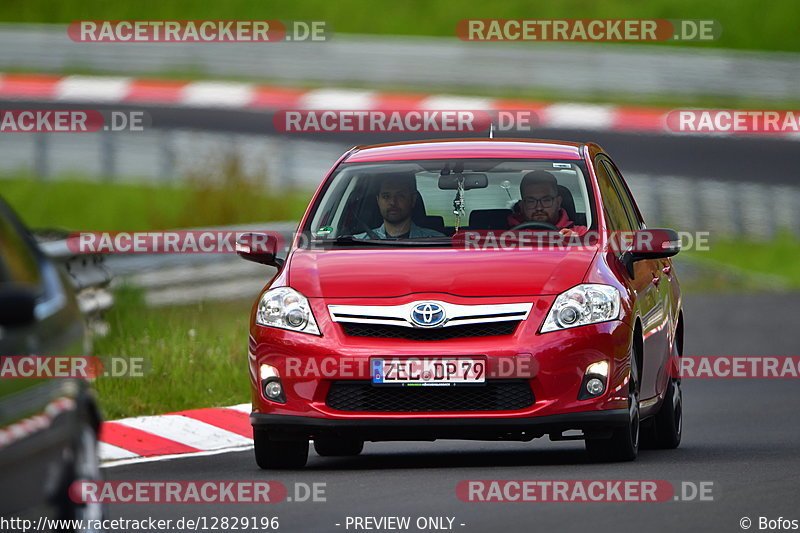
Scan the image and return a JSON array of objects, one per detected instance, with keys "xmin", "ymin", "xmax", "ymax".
[
  {"xmin": 326, "ymin": 380, "xmax": 534, "ymax": 412},
  {"xmin": 340, "ymin": 321, "xmax": 518, "ymax": 340}
]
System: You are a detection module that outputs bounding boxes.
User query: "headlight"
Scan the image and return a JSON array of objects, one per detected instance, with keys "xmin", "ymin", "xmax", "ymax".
[
  {"xmin": 541, "ymin": 284, "xmax": 620, "ymax": 333},
  {"xmin": 256, "ymin": 287, "xmax": 320, "ymax": 335}
]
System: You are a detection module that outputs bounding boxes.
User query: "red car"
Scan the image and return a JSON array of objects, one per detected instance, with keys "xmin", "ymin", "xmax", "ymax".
[{"xmin": 239, "ymin": 139, "xmax": 683, "ymax": 468}]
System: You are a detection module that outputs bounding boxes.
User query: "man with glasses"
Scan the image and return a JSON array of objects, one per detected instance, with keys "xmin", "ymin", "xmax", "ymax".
[{"xmin": 507, "ymin": 170, "xmax": 588, "ymax": 236}]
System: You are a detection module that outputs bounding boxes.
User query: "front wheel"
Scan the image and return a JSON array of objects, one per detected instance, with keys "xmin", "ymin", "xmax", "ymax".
[
  {"xmin": 253, "ymin": 429, "xmax": 309, "ymax": 469},
  {"xmin": 585, "ymin": 355, "xmax": 640, "ymax": 462},
  {"xmin": 652, "ymin": 378, "xmax": 682, "ymax": 449}
]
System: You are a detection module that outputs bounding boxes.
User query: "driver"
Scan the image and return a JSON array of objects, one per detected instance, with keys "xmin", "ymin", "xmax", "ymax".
[
  {"xmin": 355, "ymin": 172, "xmax": 445, "ymax": 239},
  {"xmin": 507, "ymin": 170, "xmax": 588, "ymax": 236}
]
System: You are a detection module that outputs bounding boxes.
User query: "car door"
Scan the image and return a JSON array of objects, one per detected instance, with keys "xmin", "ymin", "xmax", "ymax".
[
  {"xmin": 594, "ymin": 155, "xmax": 661, "ymax": 400},
  {"xmin": 601, "ymin": 156, "xmax": 672, "ymax": 399}
]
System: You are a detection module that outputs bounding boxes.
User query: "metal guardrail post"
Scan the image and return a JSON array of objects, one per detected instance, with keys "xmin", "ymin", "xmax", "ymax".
[
  {"xmin": 101, "ymin": 129, "xmax": 115, "ymax": 180},
  {"xmin": 33, "ymin": 133, "xmax": 49, "ymax": 179}
]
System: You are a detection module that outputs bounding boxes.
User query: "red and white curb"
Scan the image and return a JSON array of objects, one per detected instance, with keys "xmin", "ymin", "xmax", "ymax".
[
  {"xmin": 99, "ymin": 403, "xmax": 254, "ymax": 467},
  {"xmin": 2, "ymin": 72, "xmax": 797, "ymax": 139},
  {"xmin": 0, "ymin": 72, "xmax": 665, "ymax": 134}
]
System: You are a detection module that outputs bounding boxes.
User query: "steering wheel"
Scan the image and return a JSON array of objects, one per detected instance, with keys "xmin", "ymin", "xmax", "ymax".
[
  {"xmin": 510, "ymin": 221, "xmax": 559, "ymax": 231},
  {"xmin": 355, "ymin": 215, "xmax": 381, "ymax": 239}
]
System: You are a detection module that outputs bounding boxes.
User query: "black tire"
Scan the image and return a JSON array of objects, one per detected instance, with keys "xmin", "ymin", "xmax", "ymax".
[
  {"xmin": 60, "ymin": 419, "xmax": 106, "ymax": 532},
  {"xmin": 253, "ymin": 429, "xmax": 308, "ymax": 469},
  {"xmin": 585, "ymin": 353, "xmax": 640, "ymax": 462},
  {"xmin": 313, "ymin": 437, "xmax": 364, "ymax": 457},
  {"xmin": 652, "ymin": 378, "xmax": 682, "ymax": 449}
]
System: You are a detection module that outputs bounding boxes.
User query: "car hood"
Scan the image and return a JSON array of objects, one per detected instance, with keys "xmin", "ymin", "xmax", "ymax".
[{"xmin": 288, "ymin": 247, "xmax": 598, "ymax": 298}]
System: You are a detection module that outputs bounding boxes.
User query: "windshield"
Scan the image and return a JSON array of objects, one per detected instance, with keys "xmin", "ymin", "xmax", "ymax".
[{"xmin": 304, "ymin": 158, "xmax": 596, "ymax": 247}]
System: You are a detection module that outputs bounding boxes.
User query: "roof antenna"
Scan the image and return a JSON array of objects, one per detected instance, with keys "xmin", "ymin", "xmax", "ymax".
[{"xmin": 489, "ymin": 122, "xmax": 494, "ymax": 139}]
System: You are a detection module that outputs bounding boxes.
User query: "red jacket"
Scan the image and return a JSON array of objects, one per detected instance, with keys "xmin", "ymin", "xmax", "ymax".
[{"xmin": 507, "ymin": 207, "xmax": 588, "ymax": 235}]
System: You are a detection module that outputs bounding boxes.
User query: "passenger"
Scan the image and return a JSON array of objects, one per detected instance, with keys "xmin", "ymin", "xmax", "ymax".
[
  {"xmin": 356, "ymin": 172, "xmax": 445, "ymax": 239},
  {"xmin": 507, "ymin": 170, "xmax": 588, "ymax": 236}
]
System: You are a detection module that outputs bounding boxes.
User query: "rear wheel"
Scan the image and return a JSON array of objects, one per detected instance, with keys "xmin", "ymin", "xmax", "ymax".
[
  {"xmin": 313, "ymin": 437, "xmax": 364, "ymax": 457},
  {"xmin": 253, "ymin": 429, "xmax": 308, "ymax": 469},
  {"xmin": 585, "ymin": 354, "xmax": 640, "ymax": 462}
]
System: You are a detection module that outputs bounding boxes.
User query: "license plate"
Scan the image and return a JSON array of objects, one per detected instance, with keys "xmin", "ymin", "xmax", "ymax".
[{"xmin": 371, "ymin": 357, "xmax": 486, "ymax": 386}]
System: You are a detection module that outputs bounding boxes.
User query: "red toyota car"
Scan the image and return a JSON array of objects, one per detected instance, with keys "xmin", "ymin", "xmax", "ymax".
[{"xmin": 239, "ymin": 139, "xmax": 683, "ymax": 468}]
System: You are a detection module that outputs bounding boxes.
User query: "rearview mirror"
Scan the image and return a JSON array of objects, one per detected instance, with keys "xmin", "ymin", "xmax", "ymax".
[
  {"xmin": 236, "ymin": 233, "xmax": 282, "ymax": 267},
  {"xmin": 0, "ymin": 285, "xmax": 37, "ymax": 326},
  {"xmin": 438, "ymin": 173, "xmax": 488, "ymax": 190}
]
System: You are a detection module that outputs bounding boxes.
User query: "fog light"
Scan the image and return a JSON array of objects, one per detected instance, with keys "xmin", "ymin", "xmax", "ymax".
[
  {"xmin": 264, "ymin": 380, "xmax": 283, "ymax": 400},
  {"xmin": 586, "ymin": 378, "xmax": 605, "ymax": 396}
]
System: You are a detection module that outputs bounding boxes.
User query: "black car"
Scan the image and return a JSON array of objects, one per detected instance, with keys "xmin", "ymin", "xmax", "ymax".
[{"xmin": 0, "ymin": 196, "xmax": 103, "ymax": 529}]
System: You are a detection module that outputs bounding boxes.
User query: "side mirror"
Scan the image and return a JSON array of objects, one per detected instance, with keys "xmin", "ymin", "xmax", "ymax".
[
  {"xmin": 236, "ymin": 233, "xmax": 282, "ymax": 267},
  {"xmin": 630, "ymin": 228, "xmax": 681, "ymax": 258},
  {"xmin": 0, "ymin": 285, "xmax": 37, "ymax": 326},
  {"xmin": 620, "ymin": 229, "xmax": 680, "ymax": 278}
]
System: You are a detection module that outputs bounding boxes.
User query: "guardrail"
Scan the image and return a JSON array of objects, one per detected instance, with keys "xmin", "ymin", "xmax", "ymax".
[
  {"xmin": 38, "ymin": 238, "xmax": 114, "ymax": 336},
  {"xmin": 1, "ymin": 24, "xmax": 799, "ymax": 101}
]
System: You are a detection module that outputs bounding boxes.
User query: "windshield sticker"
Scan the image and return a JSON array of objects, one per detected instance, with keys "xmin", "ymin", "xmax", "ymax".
[{"xmin": 553, "ymin": 163, "xmax": 572, "ymax": 168}]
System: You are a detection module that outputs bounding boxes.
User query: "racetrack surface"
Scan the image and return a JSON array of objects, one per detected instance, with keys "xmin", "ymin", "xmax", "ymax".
[
  {"xmin": 3, "ymin": 99, "xmax": 800, "ymax": 185},
  {"xmin": 104, "ymin": 292, "xmax": 800, "ymax": 533}
]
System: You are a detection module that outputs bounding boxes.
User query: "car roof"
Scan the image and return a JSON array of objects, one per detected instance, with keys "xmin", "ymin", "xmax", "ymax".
[{"xmin": 344, "ymin": 138, "xmax": 586, "ymax": 163}]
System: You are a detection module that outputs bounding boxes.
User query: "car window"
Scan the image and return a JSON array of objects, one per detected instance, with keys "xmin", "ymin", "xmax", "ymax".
[
  {"xmin": 594, "ymin": 158, "xmax": 635, "ymax": 233},
  {"xmin": 306, "ymin": 158, "xmax": 596, "ymax": 245},
  {"xmin": 0, "ymin": 206, "xmax": 42, "ymax": 286},
  {"xmin": 601, "ymin": 158, "xmax": 643, "ymax": 230}
]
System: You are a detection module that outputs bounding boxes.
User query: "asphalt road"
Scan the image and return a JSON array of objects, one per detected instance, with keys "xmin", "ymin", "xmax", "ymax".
[
  {"xmin": 4, "ymin": 99, "xmax": 800, "ymax": 185},
  {"xmin": 104, "ymin": 291, "xmax": 800, "ymax": 533}
]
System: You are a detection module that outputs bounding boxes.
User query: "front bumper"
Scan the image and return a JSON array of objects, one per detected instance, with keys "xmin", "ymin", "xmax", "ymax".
[
  {"xmin": 249, "ymin": 293, "xmax": 635, "ymax": 428},
  {"xmin": 251, "ymin": 409, "xmax": 629, "ymax": 441}
]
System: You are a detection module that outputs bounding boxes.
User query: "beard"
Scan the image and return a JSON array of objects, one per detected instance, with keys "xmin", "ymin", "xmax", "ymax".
[
  {"xmin": 529, "ymin": 210, "xmax": 555, "ymax": 223},
  {"xmin": 382, "ymin": 209, "xmax": 408, "ymax": 223}
]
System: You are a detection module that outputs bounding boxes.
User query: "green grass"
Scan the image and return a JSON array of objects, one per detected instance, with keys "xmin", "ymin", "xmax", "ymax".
[
  {"xmin": 0, "ymin": 0, "xmax": 798, "ymax": 52},
  {"xmin": 93, "ymin": 287, "xmax": 255, "ymax": 419},
  {"xmin": 2, "ymin": 172, "xmax": 311, "ymax": 233},
  {"xmin": 684, "ymin": 233, "xmax": 800, "ymax": 289}
]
